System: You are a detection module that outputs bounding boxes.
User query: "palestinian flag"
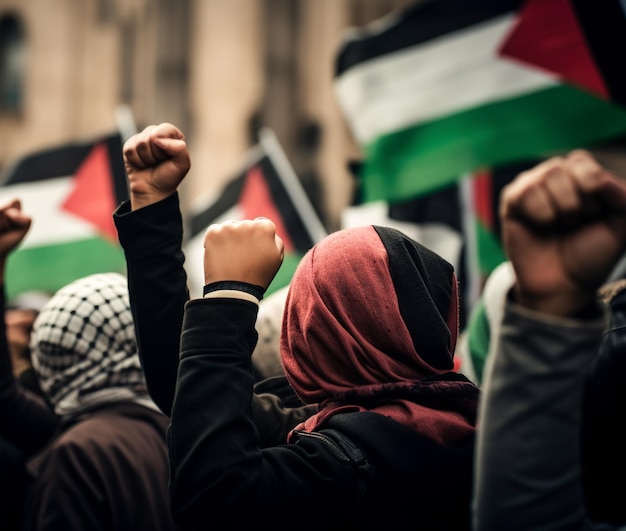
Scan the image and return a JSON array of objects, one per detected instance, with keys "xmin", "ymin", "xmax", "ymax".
[
  {"xmin": 183, "ymin": 128, "xmax": 327, "ymax": 298},
  {"xmin": 501, "ymin": 0, "xmax": 626, "ymax": 107},
  {"xmin": 335, "ymin": 0, "xmax": 626, "ymax": 334},
  {"xmin": 334, "ymin": 0, "xmax": 626, "ymax": 204},
  {"xmin": 0, "ymin": 132, "xmax": 128, "ymax": 300}
]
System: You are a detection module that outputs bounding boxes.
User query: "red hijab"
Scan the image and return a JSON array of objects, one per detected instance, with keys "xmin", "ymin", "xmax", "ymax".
[{"xmin": 281, "ymin": 225, "xmax": 478, "ymax": 446}]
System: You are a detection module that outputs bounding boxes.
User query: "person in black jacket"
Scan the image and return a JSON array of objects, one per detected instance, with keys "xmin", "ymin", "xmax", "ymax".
[
  {"xmin": 113, "ymin": 124, "xmax": 316, "ymax": 448},
  {"xmin": 121, "ymin": 122, "xmax": 479, "ymax": 530}
]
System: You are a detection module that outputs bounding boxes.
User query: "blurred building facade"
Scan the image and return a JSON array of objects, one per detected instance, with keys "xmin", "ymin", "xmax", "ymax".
[{"xmin": 0, "ymin": 0, "xmax": 413, "ymax": 230}]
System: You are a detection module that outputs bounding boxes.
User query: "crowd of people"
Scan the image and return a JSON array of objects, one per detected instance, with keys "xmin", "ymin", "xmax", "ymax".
[
  {"xmin": 122, "ymin": 123, "xmax": 480, "ymax": 529},
  {"xmin": 0, "ymin": 199, "xmax": 176, "ymax": 530},
  {"xmin": 2, "ymin": 118, "xmax": 626, "ymax": 530}
]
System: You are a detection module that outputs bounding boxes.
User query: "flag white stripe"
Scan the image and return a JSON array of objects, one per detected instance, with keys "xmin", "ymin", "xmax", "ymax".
[
  {"xmin": 0, "ymin": 177, "xmax": 98, "ymax": 247},
  {"xmin": 334, "ymin": 14, "xmax": 559, "ymax": 145}
]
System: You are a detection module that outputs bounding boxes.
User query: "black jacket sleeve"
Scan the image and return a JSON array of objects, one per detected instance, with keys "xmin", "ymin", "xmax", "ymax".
[
  {"xmin": 169, "ymin": 298, "xmax": 357, "ymax": 530},
  {"xmin": 114, "ymin": 194, "xmax": 188, "ymax": 416}
]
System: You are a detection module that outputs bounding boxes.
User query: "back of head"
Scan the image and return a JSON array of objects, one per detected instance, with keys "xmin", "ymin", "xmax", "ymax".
[
  {"xmin": 30, "ymin": 273, "xmax": 148, "ymax": 416},
  {"xmin": 281, "ymin": 224, "xmax": 460, "ymax": 405}
]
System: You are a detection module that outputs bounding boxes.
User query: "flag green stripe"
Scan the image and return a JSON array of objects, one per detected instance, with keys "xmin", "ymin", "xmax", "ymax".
[
  {"xmin": 335, "ymin": 14, "xmax": 553, "ymax": 145},
  {"xmin": 266, "ymin": 252, "xmax": 302, "ymax": 297},
  {"xmin": 6, "ymin": 238, "xmax": 126, "ymax": 300},
  {"xmin": 362, "ymin": 85, "xmax": 626, "ymax": 202}
]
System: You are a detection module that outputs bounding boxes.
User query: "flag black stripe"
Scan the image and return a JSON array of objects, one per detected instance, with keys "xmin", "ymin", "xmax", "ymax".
[
  {"xmin": 335, "ymin": 0, "xmax": 522, "ymax": 77},
  {"xmin": 0, "ymin": 133, "xmax": 128, "ymax": 205},
  {"xmin": 2, "ymin": 144, "xmax": 92, "ymax": 185}
]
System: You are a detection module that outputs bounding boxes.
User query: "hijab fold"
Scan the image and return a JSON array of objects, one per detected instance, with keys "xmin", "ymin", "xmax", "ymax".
[{"xmin": 281, "ymin": 225, "xmax": 478, "ymax": 446}]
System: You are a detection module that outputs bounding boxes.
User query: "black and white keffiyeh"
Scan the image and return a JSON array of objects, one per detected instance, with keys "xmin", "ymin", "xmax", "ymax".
[{"xmin": 30, "ymin": 272, "xmax": 154, "ymax": 416}]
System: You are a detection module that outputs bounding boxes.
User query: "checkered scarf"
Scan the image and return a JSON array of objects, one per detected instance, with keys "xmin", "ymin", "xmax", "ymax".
[{"xmin": 30, "ymin": 273, "xmax": 153, "ymax": 416}]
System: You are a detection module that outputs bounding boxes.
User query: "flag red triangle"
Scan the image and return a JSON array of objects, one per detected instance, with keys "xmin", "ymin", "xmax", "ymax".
[
  {"xmin": 499, "ymin": 0, "xmax": 609, "ymax": 100},
  {"xmin": 61, "ymin": 142, "xmax": 118, "ymax": 241},
  {"xmin": 472, "ymin": 170, "xmax": 494, "ymax": 231},
  {"xmin": 239, "ymin": 165, "xmax": 296, "ymax": 253}
]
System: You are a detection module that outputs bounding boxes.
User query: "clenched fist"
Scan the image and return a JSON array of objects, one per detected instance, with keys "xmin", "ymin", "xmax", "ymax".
[
  {"xmin": 123, "ymin": 122, "xmax": 191, "ymax": 211},
  {"xmin": 501, "ymin": 149, "xmax": 626, "ymax": 316},
  {"xmin": 203, "ymin": 218, "xmax": 284, "ymax": 291}
]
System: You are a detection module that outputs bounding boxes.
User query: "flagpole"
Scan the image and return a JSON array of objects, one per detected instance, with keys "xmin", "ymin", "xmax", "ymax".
[{"xmin": 258, "ymin": 128, "xmax": 328, "ymax": 244}]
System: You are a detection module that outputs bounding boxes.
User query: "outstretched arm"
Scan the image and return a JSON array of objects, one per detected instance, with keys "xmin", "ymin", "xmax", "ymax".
[
  {"xmin": 170, "ymin": 218, "xmax": 288, "ymax": 526},
  {"xmin": 473, "ymin": 150, "xmax": 626, "ymax": 531},
  {"xmin": 114, "ymin": 123, "xmax": 191, "ymax": 415},
  {"xmin": 501, "ymin": 149, "xmax": 626, "ymax": 316}
]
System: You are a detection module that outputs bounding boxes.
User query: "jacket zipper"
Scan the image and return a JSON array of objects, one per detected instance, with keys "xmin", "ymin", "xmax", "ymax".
[{"xmin": 292, "ymin": 430, "xmax": 351, "ymax": 462}]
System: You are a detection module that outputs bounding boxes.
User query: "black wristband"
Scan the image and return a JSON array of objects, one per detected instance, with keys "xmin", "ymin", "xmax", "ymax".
[{"xmin": 202, "ymin": 281, "xmax": 265, "ymax": 301}]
